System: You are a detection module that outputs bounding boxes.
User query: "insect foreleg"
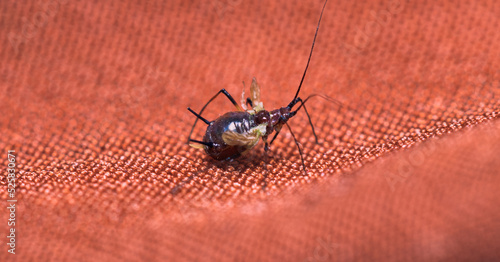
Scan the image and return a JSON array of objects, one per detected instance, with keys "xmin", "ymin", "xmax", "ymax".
[
  {"xmin": 269, "ymin": 126, "xmax": 282, "ymax": 145},
  {"xmin": 285, "ymin": 122, "xmax": 307, "ymax": 175},
  {"xmin": 292, "ymin": 98, "xmax": 319, "ymax": 144}
]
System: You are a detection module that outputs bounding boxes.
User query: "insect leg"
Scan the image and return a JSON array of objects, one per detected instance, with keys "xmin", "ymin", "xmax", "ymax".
[
  {"xmin": 292, "ymin": 98, "xmax": 319, "ymax": 144},
  {"xmin": 220, "ymin": 89, "xmax": 244, "ymax": 111},
  {"xmin": 188, "ymin": 139, "xmax": 214, "ymax": 147},
  {"xmin": 289, "ymin": 94, "xmax": 342, "ymax": 144},
  {"xmin": 187, "ymin": 107, "xmax": 211, "ymax": 125},
  {"xmin": 187, "ymin": 89, "xmax": 243, "ymax": 144},
  {"xmin": 261, "ymin": 137, "xmax": 270, "ymax": 190},
  {"xmin": 262, "ymin": 136, "xmax": 269, "ymax": 151},
  {"xmin": 269, "ymin": 126, "xmax": 282, "ymax": 145},
  {"xmin": 285, "ymin": 122, "xmax": 307, "ymax": 176}
]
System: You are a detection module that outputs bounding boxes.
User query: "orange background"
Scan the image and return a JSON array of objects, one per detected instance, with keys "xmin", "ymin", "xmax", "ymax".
[{"xmin": 1, "ymin": 0, "xmax": 500, "ymax": 261}]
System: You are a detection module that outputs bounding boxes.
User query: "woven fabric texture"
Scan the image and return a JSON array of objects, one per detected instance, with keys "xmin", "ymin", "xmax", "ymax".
[{"xmin": 1, "ymin": 0, "xmax": 500, "ymax": 261}]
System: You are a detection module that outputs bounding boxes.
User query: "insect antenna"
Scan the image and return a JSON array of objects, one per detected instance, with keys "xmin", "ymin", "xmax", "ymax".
[
  {"xmin": 270, "ymin": 0, "xmax": 330, "ymax": 147},
  {"xmin": 292, "ymin": 94, "xmax": 342, "ymax": 113},
  {"xmin": 290, "ymin": 0, "xmax": 329, "ymax": 106}
]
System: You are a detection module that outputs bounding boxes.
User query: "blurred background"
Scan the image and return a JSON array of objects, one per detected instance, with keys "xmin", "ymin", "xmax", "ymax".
[{"xmin": 1, "ymin": 0, "xmax": 499, "ymax": 261}]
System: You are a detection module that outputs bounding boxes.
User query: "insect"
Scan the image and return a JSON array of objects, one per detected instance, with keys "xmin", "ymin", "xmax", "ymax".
[{"xmin": 187, "ymin": 0, "xmax": 333, "ymax": 174}]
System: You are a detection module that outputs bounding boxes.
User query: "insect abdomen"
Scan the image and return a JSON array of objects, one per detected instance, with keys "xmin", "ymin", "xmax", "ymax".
[{"xmin": 203, "ymin": 111, "xmax": 255, "ymax": 160}]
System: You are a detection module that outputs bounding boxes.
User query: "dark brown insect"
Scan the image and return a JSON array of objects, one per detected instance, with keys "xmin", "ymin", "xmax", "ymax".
[{"xmin": 187, "ymin": 0, "xmax": 334, "ymax": 174}]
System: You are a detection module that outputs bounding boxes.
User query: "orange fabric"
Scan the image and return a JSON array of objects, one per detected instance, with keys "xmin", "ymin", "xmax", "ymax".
[{"xmin": 1, "ymin": 0, "xmax": 500, "ymax": 261}]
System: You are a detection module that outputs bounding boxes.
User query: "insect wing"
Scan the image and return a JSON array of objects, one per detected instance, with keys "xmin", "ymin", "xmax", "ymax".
[
  {"xmin": 250, "ymin": 78, "xmax": 264, "ymax": 112},
  {"xmin": 222, "ymin": 131, "xmax": 259, "ymax": 147}
]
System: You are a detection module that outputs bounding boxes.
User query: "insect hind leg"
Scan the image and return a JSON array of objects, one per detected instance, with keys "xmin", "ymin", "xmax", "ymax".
[
  {"xmin": 188, "ymin": 139, "xmax": 214, "ymax": 149},
  {"xmin": 187, "ymin": 89, "xmax": 243, "ymax": 144}
]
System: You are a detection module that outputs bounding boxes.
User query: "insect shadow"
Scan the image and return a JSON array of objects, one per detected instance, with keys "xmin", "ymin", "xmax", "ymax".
[{"xmin": 170, "ymin": 145, "xmax": 295, "ymax": 195}]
